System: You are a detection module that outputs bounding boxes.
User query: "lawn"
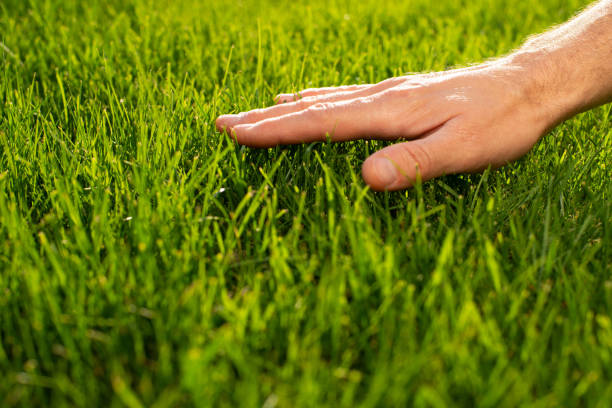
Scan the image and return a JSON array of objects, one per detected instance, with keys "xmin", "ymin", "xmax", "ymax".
[{"xmin": 1, "ymin": 0, "xmax": 611, "ymax": 406}]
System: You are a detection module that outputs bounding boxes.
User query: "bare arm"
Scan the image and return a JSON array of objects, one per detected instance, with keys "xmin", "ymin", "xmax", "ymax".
[
  {"xmin": 216, "ymin": 0, "xmax": 612, "ymax": 191},
  {"xmin": 511, "ymin": 0, "xmax": 612, "ymax": 123}
]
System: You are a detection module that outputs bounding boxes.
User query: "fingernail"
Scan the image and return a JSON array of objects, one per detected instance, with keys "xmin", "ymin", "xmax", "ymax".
[{"xmin": 373, "ymin": 158, "xmax": 398, "ymax": 188}]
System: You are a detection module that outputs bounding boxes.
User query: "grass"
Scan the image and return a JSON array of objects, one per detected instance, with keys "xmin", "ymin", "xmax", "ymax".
[{"xmin": 1, "ymin": 0, "xmax": 611, "ymax": 406}]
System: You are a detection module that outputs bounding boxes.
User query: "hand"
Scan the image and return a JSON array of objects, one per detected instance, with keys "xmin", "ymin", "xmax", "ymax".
[{"xmin": 216, "ymin": 60, "xmax": 559, "ymax": 191}]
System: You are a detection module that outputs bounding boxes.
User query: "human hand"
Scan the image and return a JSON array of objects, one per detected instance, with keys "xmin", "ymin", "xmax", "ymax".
[{"xmin": 216, "ymin": 60, "xmax": 561, "ymax": 191}]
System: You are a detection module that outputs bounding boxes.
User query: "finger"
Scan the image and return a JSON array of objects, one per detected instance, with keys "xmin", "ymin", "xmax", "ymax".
[
  {"xmin": 216, "ymin": 79, "xmax": 401, "ymax": 132},
  {"xmin": 232, "ymin": 96, "xmax": 396, "ymax": 148},
  {"xmin": 217, "ymin": 91, "xmax": 371, "ymax": 132},
  {"xmin": 274, "ymin": 77, "xmax": 403, "ymax": 103},
  {"xmin": 362, "ymin": 122, "xmax": 462, "ymax": 191},
  {"xmin": 275, "ymin": 84, "xmax": 373, "ymax": 103}
]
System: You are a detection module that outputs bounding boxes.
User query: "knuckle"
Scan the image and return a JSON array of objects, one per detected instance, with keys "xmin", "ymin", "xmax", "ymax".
[
  {"xmin": 399, "ymin": 143, "xmax": 433, "ymax": 177},
  {"xmin": 305, "ymin": 102, "xmax": 334, "ymax": 117},
  {"xmin": 295, "ymin": 98, "xmax": 314, "ymax": 110},
  {"xmin": 301, "ymin": 96, "xmax": 318, "ymax": 104},
  {"xmin": 312, "ymin": 102, "xmax": 334, "ymax": 110},
  {"xmin": 358, "ymin": 95, "xmax": 376, "ymax": 105}
]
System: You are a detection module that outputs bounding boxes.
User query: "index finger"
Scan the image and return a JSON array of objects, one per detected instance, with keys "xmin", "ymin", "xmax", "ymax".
[{"xmin": 232, "ymin": 96, "xmax": 395, "ymax": 147}]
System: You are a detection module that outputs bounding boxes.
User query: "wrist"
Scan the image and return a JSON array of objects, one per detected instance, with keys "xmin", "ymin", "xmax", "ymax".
[
  {"xmin": 502, "ymin": 49, "xmax": 591, "ymax": 130},
  {"xmin": 503, "ymin": 1, "xmax": 612, "ymax": 129}
]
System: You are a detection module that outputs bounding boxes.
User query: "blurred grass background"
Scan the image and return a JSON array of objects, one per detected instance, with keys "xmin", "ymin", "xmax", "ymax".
[{"xmin": 1, "ymin": 0, "xmax": 611, "ymax": 406}]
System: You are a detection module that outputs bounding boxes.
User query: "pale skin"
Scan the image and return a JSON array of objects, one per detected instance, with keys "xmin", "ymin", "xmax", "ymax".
[{"xmin": 216, "ymin": 0, "xmax": 612, "ymax": 191}]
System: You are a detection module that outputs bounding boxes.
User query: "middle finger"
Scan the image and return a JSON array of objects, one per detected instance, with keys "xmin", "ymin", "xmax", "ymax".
[{"xmin": 216, "ymin": 78, "xmax": 403, "ymax": 132}]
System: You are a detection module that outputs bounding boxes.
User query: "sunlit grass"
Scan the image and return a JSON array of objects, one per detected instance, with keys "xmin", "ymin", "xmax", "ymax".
[{"xmin": 1, "ymin": 0, "xmax": 610, "ymax": 406}]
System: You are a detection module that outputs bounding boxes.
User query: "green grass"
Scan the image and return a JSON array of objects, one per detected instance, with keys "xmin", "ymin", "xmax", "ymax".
[{"xmin": 1, "ymin": 0, "xmax": 611, "ymax": 406}]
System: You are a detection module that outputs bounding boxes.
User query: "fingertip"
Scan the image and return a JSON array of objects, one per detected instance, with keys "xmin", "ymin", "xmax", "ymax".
[
  {"xmin": 215, "ymin": 116, "xmax": 225, "ymax": 133},
  {"xmin": 215, "ymin": 114, "xmax": 239, "ymax": 133},
  {"xmin": 362, "ymin": 156, "xmax": 400, "ymax": 191}
]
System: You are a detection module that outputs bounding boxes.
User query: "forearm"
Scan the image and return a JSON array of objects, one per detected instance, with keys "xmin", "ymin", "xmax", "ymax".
[{"xmin": 507, "ymin": 0, "xmax": 612, "ymax": 126}]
